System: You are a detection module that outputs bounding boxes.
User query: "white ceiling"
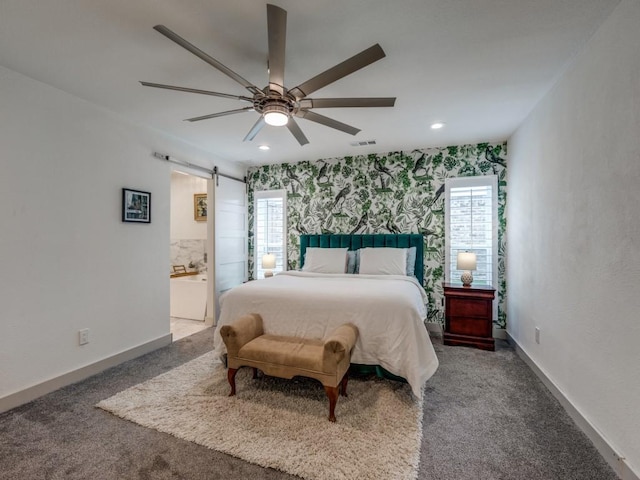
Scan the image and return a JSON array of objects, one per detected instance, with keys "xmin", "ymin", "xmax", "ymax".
[{"xmin": 0, "ymin": 0, "xmax": 620, "ymax": 166}]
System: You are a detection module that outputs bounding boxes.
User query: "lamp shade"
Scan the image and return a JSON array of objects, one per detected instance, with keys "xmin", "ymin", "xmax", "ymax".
[
  {"xmin": 261, "ymin": 253, "xmax": 276, "ymax": 269},
  {"xmin": 456, "ymin": 252, "xmax": 477, "ymax": 271}
]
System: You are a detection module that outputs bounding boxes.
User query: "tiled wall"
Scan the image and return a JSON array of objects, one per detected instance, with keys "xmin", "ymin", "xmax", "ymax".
[{"xmin": 170, "ymin": 239, "xmax": 206, "ymax": 273}]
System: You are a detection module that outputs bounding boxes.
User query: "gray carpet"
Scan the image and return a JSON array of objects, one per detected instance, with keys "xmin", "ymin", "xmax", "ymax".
[
  {"xmin": 0, "ymin": 329, "xmax": 618, "ymax": 480},
  {"xmin": 97, "ymin": 352, "xmax": 423, "ymax": 480}
]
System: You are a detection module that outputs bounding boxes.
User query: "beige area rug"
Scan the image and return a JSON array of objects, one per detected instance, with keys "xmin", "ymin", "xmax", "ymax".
[{"xmin": 97, "ymin": 352, "xmax": 424, "ymax": 480}]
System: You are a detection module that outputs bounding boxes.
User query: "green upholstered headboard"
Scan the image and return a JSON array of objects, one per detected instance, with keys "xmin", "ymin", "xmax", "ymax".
[{"xmin": 299, "ymin": 234, "xmax": 424, "ymax": 286}]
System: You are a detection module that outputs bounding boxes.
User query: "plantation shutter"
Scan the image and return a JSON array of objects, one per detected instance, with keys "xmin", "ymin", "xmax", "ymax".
[
  {"xmin": 254, "ymin": 190, "xmax": 287, "ymax": 279},
  {"xmin": 445, "ymin": 176, "xmax": 498, "ymax": 289}
]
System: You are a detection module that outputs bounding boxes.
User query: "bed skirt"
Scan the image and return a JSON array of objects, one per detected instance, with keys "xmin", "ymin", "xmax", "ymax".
[{"xmin": 350, "ymin": 364, "xmax": 407, "ymax": 383}]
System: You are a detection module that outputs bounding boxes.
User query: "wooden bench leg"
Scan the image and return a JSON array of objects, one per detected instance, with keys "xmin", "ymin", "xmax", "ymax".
[
  {"xmin": 324, "ymin": 385, "xmax": 339, "ymax": 422},
  {"xmin": 252, "ymin": 367, "xmax": 259, "ymax": 379},
  {"xmin": 227, "ymin": 368, "xmax": 238, "ymax": 396},
  {"xmin": 340, "ymin": 372, "xmax": 349, "ymax": 397}
]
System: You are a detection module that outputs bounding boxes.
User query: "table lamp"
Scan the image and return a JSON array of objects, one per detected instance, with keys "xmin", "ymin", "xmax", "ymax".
[
  {"xmin": 262, "ymin": 253, "xmax": 276, "ymax": 278},
  {"xmin": 457, "ymin": 252, "xmax": 477, "ymax": 287}
]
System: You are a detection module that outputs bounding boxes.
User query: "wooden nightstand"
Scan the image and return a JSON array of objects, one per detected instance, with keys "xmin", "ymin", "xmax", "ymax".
[{"xmin": 443, "ymin": 283, "xmax": 496, "ymax": 351}]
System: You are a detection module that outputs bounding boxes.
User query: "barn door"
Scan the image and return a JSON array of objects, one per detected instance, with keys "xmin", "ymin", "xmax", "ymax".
[{"xmin": 213, "ymin": 173, "xmax": 248, "ymax": 323}]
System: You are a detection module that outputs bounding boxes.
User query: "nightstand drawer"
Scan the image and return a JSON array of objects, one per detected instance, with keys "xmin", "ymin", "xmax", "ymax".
[
  {"xmin": 448, "ymin": 316, "xmax": 492, "ymax": 337},
  {"xmin": 447, "ymin": 299, "xmax": 491, "ymax": 318}
]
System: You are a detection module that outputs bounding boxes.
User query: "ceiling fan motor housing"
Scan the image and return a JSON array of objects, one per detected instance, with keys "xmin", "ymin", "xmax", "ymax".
[{"xmin": 254, "ymin": 94, "xmax": 295, "ymax": 117}]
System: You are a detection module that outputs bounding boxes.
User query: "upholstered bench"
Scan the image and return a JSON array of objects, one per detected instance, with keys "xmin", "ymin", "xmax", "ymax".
[{"xmin": 220, "ymin": 313, "xmax": 359, "ymax": 422}]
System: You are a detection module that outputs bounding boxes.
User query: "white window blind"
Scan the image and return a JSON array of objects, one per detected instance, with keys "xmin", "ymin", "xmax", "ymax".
[
  {"xmin": 445, "ymin": 176, "xmax": 498, "ymax": 289},
  {"xmin": 254, "ymin": 190, "xmax": 287, "ymax": 279}
]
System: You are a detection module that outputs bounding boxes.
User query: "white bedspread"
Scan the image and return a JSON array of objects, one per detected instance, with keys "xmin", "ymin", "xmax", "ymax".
[{"xmin": 212, "ymin": 271, "xmax": 439, "ymax": 397}]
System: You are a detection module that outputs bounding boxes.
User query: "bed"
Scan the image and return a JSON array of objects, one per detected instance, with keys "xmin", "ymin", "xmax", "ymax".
[{"xmin": 212, "ymin": 234, "xmax": 439, "ymax": 398}]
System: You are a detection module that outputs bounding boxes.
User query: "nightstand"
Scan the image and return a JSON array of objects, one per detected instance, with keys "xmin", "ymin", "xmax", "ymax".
[{"xmin": 443, "ymin": 283, "xmax": 496, "ymax": 351}]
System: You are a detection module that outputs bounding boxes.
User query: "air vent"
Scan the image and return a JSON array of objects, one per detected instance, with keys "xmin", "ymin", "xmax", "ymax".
[{"xmin": 349, "ymin": 140, "xmax": 377, "ymax": 147}]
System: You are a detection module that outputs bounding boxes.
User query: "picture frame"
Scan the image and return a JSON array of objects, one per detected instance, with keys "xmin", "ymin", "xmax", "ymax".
[
  {"xmin": 122, "ymin": 188, "xmax": 151, "ymax": 223},
  {"xmin": 194, "ymin": 193, "xmax": 207, "ymax": 221}
]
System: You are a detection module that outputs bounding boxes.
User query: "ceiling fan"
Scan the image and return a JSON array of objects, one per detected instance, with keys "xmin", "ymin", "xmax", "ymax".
[{"xmin": 140, "ymin": 4, "xmax": 395, "ymax": 146}]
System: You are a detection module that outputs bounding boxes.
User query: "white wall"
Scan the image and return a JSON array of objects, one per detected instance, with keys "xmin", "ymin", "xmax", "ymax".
[
  {"xmin": 507, "ymin": 0, "xmax": 640, "ymax": 475},
  {"xmin": 0, "ymin": 65, "xmax": 245, "ymax": 405},
  {"xmin": 170, "ymin": 172, "xmax": 208, "ymax": 240}
]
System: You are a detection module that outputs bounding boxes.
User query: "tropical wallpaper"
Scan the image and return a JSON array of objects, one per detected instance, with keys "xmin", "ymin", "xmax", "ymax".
[{"xmin": 247, "ymin": 142, "xmax": 507, "ymax": 329}]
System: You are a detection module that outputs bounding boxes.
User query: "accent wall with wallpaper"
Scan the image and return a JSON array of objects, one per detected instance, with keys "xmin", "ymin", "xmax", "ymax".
[{"xmin": 247, "ymin": 142, "xmax": 507, "ymax": 328}]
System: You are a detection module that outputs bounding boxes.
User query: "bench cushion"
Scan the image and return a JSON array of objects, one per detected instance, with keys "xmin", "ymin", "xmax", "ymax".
[{"xmin": 239, "ymin": 335, "xmax": 325, "ymax": 372}]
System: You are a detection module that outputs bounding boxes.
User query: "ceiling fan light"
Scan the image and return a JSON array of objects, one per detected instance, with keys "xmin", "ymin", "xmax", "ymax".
[
  {"xmin": 263, "ymin": 104, "xmax": 289, "ymax": 126},
  {"xmin": 264, "ymin": 111, "xmax": 288, "ymax": 126}
]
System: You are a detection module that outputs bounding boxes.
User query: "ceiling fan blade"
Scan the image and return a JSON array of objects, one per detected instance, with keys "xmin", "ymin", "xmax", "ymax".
[
  {"xmin": 140, "ymin": 82, "xmax": 253, "ymax": 102},
  {"xmin": 243, "ymin": 117, "xmax": 266, "ymax": 141},
  {"xmin": 299, "ymin": 97, "xmax": 396, "ymax": 109},
  {"xmin": 153, "ymin": 25, "xmax": 262, "ymax": 95},
  {"xmin": 286, "ymin": 118, "xmax": 309, "ymax": 146},
  {"xmin": 267, "ymin": 4, "xmax": 287, "ymax": 96},
  {"xmin": 185, "ymin": 107, "xmax": 254, "ymax": 122},
  {"xmin": 296, "ymin": 110, "xmax": 360, "ymax": 136},
  {"xmin": 289, "ymin": 44, "xmax": 386, "ymax": 100}
]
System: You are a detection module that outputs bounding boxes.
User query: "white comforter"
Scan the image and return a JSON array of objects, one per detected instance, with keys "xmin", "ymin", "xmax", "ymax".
[{"xmin": 213, "ymin": 271, "xmax": 439, "ymax": 397}]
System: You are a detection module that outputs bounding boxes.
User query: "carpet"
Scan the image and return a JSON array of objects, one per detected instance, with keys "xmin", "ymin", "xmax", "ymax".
[{"xmin": 96, "ymin": 351, "xmax": 424, "ymax": 480}]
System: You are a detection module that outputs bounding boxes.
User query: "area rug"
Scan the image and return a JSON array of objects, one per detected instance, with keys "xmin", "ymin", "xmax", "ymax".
[{"xmin": 96, "ymin": 351, "xmax": 424, "ymax": 480}]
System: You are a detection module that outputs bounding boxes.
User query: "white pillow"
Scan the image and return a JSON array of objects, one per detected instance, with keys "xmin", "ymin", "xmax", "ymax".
[
  {"xmin": 302, "ymin": 248, "xmax": 348, "ymax": 273},
  {"xmin": 358, "ymin": 247, "xmax": 407, "ymax": 275}
]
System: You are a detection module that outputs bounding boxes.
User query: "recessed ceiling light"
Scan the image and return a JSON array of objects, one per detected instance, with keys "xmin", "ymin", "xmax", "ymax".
[
  {"xmin": 258, "ymin": 145, "xmax": 270, "ymax": 151},
  {"xmin": 431, "ymin": 122, "xmax": 445, "ymax": 130}
]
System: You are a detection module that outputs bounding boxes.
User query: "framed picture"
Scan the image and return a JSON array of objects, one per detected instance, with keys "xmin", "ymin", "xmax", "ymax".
[
  {"xmin": 194, "ymin": 193, "xmax": 207, "ymax": 222},
  {"xmin": 122, "ymin": 188, "xmax": 151, "ymax": 223}
]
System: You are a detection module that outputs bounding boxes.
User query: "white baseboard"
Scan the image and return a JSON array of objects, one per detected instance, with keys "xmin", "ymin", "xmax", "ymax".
[
  {"xmin": 507, "ymin": 333, "xmax": 639, "ymax": 480},
  {"xmin": 493, "ymin": 326, "xmax": 507, "ymax": 340},
  {"xmin": 425, "ymin": 322, "xmax": 443, "ymax": 336},
  {"xmin": 0, "ymin": 334, "xmax": 172, "ymax": 414}
]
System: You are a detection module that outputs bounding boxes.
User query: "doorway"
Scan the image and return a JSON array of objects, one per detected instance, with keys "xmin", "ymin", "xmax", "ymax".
[{"xmin": 169, "ymin": 169, "xmax": 210, "ymax": 341}]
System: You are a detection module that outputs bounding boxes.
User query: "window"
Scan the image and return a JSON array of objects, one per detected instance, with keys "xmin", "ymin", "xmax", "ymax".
[
  {"xmin": 254, "ymin": 190, "xmax": 287, "ymax": 279},
  {"xmin": 445, "ymin": 175, "xmax": 498, "ymax": 293}
]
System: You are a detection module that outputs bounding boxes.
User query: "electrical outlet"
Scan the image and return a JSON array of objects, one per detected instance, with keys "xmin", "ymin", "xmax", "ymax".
[
  {"xmin": 79, "ymin": 328, "xmax": 90, "ymax": 345},
  {"xmin": 535, "ymin": 327, "xmax": 540, "ymax": 344}
]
